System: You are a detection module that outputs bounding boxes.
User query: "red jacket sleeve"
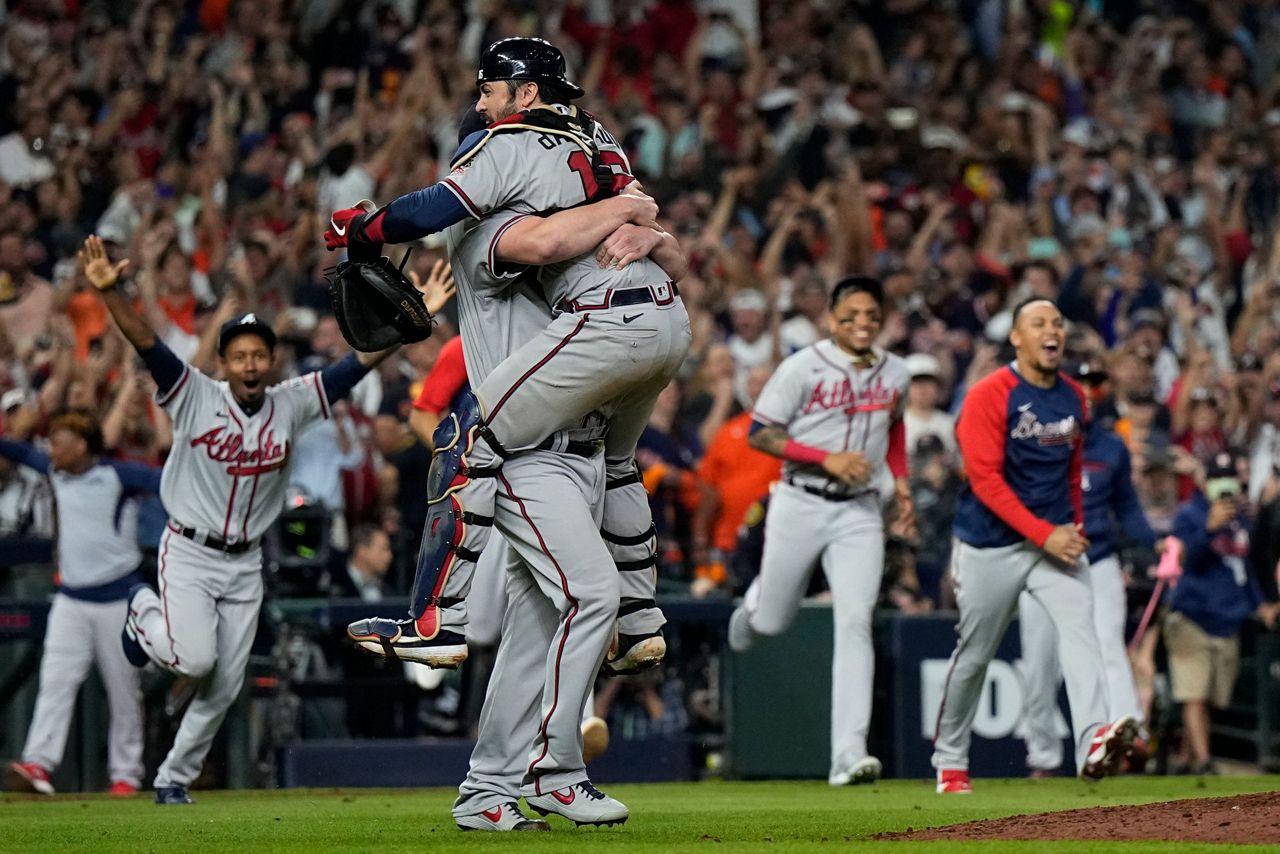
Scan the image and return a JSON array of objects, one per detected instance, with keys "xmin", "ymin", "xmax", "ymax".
[
  {"xmin": 412, "ymin": 337, "xmax": 468, "ymax": 414},
  {"xmin": 956, "ymin": 371, "xmax": 1056, "ymax": 547},
  {"xmin": 886, "ymin": 418, "xmax": 907, "ymax": 479}
]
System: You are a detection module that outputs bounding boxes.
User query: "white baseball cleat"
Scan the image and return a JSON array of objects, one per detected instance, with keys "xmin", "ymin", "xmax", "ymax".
[
  {"xmin": 1080, "ymin": 715, "xmax": 1138, "ymax": 782},
  {"xmin": 829, "ymin": 755, "xmax": 882, "ymax": 786},
  {"xmin": 727, "ymin": 607, "xmax": 757, "ymax": 653},
  {"xmin": 526, "ymin": 780, "xmax": 629, "ymax": 827},
  {"xmin": 456, "ymin": 801, "xmax": 550, "ymax": 832},
  {"xmin": 603, "ymin": 630, "xmax": 666, "ymax": 676}
]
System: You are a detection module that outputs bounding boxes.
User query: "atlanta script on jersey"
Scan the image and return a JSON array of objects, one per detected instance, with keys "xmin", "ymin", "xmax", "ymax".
[
  {"xmin": 156, "ymin": 366, "xmax": 331, "ymax": 544},
  {"xmin": 752, "ymin": 341, "xmax": 910, "ymax": 499}
]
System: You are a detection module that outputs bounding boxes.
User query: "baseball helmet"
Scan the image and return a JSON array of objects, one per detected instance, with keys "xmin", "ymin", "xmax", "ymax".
[{"xmin": 476, "ymin": 37, "xmax": 585, "ymax": 100}]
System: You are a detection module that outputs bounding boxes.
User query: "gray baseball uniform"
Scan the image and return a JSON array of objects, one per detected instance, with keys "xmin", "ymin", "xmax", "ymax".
[
  {"xmin": 126, "ymin": 364, "xmax": 334, "ymax": 790},
  {"xmin": 731, "ymin": 342, "xmax": 909, "ymax": 782},
  {"xmin": 436, "ymin": 212, "xmax": 616, "ymax": 811},
  {"xmin": 429, "ymin": 109, "xmax": 690, "ymax": 642}
]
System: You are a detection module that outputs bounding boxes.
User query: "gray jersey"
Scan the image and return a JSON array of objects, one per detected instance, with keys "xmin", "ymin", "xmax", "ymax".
[
  {"xmin": 444, "ymin": 214, "xmax": 553, "ymax": 384},
  {"xmin": 442, "ymin": 109, "xmax": 669, "ymax": 307},
  {"xmin": 752, "ymin": 341, "xmax": 910, "ymax": 498},
  {"xmin": 155, "ymin": 366, "xmax": 329, "ymax": 542}
]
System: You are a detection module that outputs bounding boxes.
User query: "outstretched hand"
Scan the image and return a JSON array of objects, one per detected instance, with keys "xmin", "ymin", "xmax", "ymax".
[
  {"xmin": 78, "ymin": 235, "xmax": 129, "ymax": 291},
  {"xmin": 410, "ymin": 259, "xmax": 456, "ymax": 314}
]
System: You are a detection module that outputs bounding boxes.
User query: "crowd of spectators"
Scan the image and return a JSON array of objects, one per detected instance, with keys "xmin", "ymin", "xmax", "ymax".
[{"xmin": 1, "ymin": 0, "xmax": 1280, "ymax": 645}]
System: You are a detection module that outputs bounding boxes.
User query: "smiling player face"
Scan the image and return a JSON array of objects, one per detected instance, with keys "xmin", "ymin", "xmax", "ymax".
[
  {"xmin": 220, "ymin": 333, "xmax": 273, "ymax": 409},
  {"xmin": 829, "ymin": 290, "xmax": 882, "ymax": 357},
  {"xmin": 1010, "ymin": 300, "xmax": 1065, "ymax": 383}
]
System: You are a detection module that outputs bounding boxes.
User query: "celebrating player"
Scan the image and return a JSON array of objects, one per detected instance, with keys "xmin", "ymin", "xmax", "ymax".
[
  {"xmin": 727, "ymin": 275, "xmax": 912, "ymax": 787},
  {"xmin": 79, "ymin": 235, "xmax": 402, "ymax": 805},
  {"xmin": 2, "ymin": 412, "xmax": 157, "ymax": 796},
  {"xmin": 1020, "ymin": 361, "xmax": 1157, "ymax": 777},
  {"xmin": 331, "ymin": 39, "xmax": 689, "ymax": 687},
  {"xmin": 932, "ymin": 298, "xmax": 1136, "ymax": 795}
]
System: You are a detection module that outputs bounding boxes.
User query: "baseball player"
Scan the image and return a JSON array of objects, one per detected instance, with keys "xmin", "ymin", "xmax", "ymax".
[
  {"xmin": 726, "ymin": 276, "xmax": 912, "ymax": 787},
  {"xmin": 78, "ymin": 235, "xmax": 399, "ymax": 805},
  {"xmin": 932, "ymin": 298, "xmax": 1137, "ymax": 794},
  {"xmin": 1019, "ymin": 361, "xmax": 1157, "ymax": 776},
  {"xmin": 409, "ymin": 333, "xmax": 610, "ymax": 766},
  {"xmin": 332, "ymin": 39, "xmax": 690, "ymax": 686},
  {"xmin": 406, "ymin": 190, "xmax": 635, "ymax": 829},
  {"xmin": 2, "ymin": 412, "xmax": 157, "ymax": 796}
]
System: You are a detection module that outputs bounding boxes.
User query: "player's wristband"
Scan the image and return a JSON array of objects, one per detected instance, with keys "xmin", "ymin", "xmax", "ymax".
[{"xmin": 782, "ymin": 439, "xmax": 827, "ymax": 466}]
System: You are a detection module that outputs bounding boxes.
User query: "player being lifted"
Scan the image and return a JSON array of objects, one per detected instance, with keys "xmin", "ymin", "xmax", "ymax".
[
  {"xmin": 727, "ymin": 276, "xmax": 912, "ymax": 787},
  {"xmin": 327, "ymin": 38, "xmax": 690, "ymax": 680},
  {"xmin": 79, "ymin": 235, "xmax": 407, "ymax": 805}
]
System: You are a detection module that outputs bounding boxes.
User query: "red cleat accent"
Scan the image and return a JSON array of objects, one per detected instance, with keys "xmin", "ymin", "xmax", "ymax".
[
  {"xmin": 109, "ymin": 781, "xmax": 137, "ymax": 796},
  {"xmin": 936, "ymin": 769, "xmax": 972, "ymax": 794}
]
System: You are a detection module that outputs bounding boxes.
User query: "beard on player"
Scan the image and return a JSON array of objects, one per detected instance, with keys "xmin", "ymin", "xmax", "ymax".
[{"xmin": 476, "ymin": 80, "xmax": 531, "ymax": 124}]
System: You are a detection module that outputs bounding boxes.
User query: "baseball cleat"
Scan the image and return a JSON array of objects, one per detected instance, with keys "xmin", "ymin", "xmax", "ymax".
[
  {"xmin": 154, "ymin": 785, "xmax": 194, "ymax": 805},
  {"xmin": 830, "ymin": 755, "xmax": 882, "ymax": 786},
  {"xmin": 1080, "ymin": 715, "xmax": 1138, "ymax": 782},
  {"xmin": 121, "ymin": 583, "xmax": 154, "ymax": 667},
  {"xmin": 6, "ymin": 761, "xmax": 54, "ymax": 795},
  {"xmin": 1028, "ymin": 768, "xmax": 1059, "ymax": 780},
  {"xmin": 526, "ymin": 780, "xmax": 629, "ymax": 827},
  {"xmin": 603, "ymin": 630, "xmax": 665, "ymax": 676},
  {"xmin": 347, "ymin": 617, "xmax": 468, "ymax": 667},
  {"xmin": 456, "ymin": 801, "xmax": 550, "ymax": 832},
  {"xmin": 582, "ymin": 716, "xmax": 610, "ymax": 764},
  {"xmin": 727, "ymin": 607, "xmax": 757, "ymax": 653},
  {"xmin": 936, "ymin": 769, "xmax": 972, "ymax": 794},
  {"xmin": 109, "ymin": 781, "xmax": 138, "ymax": 796}
]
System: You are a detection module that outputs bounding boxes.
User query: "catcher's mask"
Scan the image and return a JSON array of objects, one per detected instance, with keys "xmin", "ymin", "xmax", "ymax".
[{"xmin": 477, "ymin": 37, "xmax": 584, "ymax": 100}]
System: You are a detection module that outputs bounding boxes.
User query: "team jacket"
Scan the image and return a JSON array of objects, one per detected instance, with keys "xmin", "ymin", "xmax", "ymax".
[
  {"xmin": 1081, "ymin": 419, "xmax": 1157, "ymax": 562},
  {"xmin": 952, "ymin": 365, "xmax": 1085, "ymax": 549},
  {"xmin": 1170, "ymin": 492, "xmax": 1261, "ymax": 637}
]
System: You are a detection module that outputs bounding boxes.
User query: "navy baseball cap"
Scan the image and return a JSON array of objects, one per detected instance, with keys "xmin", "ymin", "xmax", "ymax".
[{"xmin": 218, "ymin": 313, "xmax": 277, "ymax": 355}]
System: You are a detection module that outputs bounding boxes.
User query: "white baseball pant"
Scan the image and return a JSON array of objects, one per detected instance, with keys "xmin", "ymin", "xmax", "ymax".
[
  {"xmin": 127, "ymin": 527, "xmax": 262, "ymax": 789},
  {"xmin": 22, "ymin": 593, "xmax": 144, "ymax": 787},
  {"xmin": 1019, "ymin": 554, "xmax": 1143, "ymax": 770},
  {"xmin": 932, "ymin": 540, "xmax": 1107, "ymax": 773},
  {"xmin": 738, "ymin": 484, "xmax": 885, "ymax": 780}
]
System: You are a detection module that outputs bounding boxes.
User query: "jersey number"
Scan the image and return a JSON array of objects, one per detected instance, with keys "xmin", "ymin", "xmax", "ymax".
[{"xmin": 566, "ymin": 150, "xmax": 631, "ymax": 198}]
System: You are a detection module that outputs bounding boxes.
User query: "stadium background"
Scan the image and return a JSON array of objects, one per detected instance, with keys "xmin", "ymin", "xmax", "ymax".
[{"xmin": 2, "ymin": 0, "xmax": 1280, "ymax": 794}]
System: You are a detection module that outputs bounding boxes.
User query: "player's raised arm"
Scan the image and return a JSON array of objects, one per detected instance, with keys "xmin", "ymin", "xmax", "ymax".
[
  {"xmin": 81, "ymin": 235, "xmax": 156, "ymax": 352},
  {"xmin": 82, "ymin": 235, "xmax": 187, "ymax": 398}
]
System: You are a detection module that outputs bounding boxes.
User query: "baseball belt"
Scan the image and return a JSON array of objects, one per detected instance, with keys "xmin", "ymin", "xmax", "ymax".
[
  {"xmin": 784, "ymin": 476, "xmax": 872, "ymax": 503},
  {"xmin": 168, "ymin": 521, "xmax": 258, "ymax": 555},
  {"xmin": 556, "ymin": 282, "xmax": 680, "ymax": 314}
]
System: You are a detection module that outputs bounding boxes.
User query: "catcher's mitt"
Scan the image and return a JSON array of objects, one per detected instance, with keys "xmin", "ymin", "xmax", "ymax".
[{"xmin": 326, "ymin": 251, "xmax": 434, "ymax": 352}]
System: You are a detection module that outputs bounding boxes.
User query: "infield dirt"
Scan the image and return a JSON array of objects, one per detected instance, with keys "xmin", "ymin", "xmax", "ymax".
[{"xmin": 882, "ymin": 790, "xmax": 1280, "ymax": 844}]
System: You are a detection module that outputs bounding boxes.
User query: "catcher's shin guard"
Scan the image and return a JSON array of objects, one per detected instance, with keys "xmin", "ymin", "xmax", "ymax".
[
  {"xmin": 601, "ymin": 459, "xmax": 667, "ymax": 676},
  {"xmin": 410, "ymin": 392, "xmax": 505, "ymax": 637}
]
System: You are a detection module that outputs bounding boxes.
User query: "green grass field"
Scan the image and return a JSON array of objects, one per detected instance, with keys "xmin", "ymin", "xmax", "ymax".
[{"xmin": 3, "ymin": 776, "xmax": 1278, "ymax": 852}]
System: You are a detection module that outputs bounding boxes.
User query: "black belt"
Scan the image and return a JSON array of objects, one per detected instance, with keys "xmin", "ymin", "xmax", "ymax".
[
  {"xmin": 172, "ymin": 524, "xmax": 258, "ymax": 555},
  {"xmin": 536, "ymin": 436, "xmax": 604, "ymax": 458},
  {"xmin": 784, "ymin": 477, "xmax": 867, "ymax": 503},
  {"xmin": 556, "ymin": 282, "xmax": 679, "ymax": 314}
]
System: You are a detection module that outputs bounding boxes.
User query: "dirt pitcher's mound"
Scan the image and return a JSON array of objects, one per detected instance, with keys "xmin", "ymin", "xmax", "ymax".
[{"xmin": 881, "ymin": 790, "xmax": 1280, "ymax": 844}]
